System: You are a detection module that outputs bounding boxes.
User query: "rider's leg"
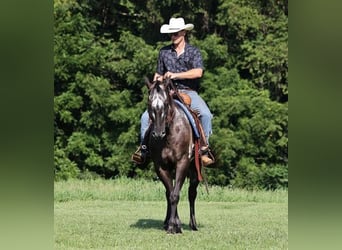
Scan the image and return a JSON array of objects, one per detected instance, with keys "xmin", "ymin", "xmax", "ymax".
[
  {"xmin": 181, "ymin": 90, "xmax": 214, "ymax": 167},
  {"xmin": 132, "ymin": 110, "xmax": 150, "ymax": 164},
  {"xmin": 182, "ymin": 90, "xmax": 213, "ymax": 143},
  {"xmin": 140, "ymin": 110, "xmax": 149, "ymax": 143}
]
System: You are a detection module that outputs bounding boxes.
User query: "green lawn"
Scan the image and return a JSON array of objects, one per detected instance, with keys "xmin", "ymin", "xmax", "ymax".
[{"xmin": 54, "ymin": 178, "xmax": 288, "ymax": 249}]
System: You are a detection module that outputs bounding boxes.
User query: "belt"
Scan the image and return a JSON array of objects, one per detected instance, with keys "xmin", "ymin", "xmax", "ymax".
[{"xmin": 174, "ymin": 82, "xmax": 192, "ymax": 90}]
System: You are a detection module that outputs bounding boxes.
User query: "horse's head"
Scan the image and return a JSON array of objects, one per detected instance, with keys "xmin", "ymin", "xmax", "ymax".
[{"xmin": 146, "ymin": 78, "xmax": 173, "ymax": 140}]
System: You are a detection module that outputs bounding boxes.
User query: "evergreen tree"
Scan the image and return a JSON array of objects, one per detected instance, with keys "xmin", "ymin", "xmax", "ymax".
[{"xmin": 54, "ymin": 0, "xmax": 288, "ymax": 189}]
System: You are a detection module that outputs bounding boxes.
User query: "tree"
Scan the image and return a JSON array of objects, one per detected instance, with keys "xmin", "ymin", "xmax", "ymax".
[
  {"xmin": 54, "ymin": 0, "xmax": 288, "ymax": 189},
  {"xmin": 54, "ymin": 0, "xmax": 151, "ymax": 179},
  {"xmin": 216, "ymin": 0, "xmax": 288, "ymax": 102}
]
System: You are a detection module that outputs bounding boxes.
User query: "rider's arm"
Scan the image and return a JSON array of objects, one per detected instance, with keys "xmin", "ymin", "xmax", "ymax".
[{"xmin": 164, "ymin": 68, "xmax": 203, "ymax": 80}]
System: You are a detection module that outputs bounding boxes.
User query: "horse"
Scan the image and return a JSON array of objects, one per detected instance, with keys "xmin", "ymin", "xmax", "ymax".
[{"xmin": 146, "ymin": 77, "xmax": 200, "ymax": 234}]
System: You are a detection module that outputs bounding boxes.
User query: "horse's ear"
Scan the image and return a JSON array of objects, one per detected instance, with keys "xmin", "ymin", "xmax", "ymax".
[
  {"xmin": 164, "ymin": 77, "xmax": 172, "ymax": 89},
  {"xmin": 163, "ymin": 77, "xmax": 172, "ymax": 86},
  {"xmin": 144, "ymin": 77, "xmax": 153, "ymax": 90}
]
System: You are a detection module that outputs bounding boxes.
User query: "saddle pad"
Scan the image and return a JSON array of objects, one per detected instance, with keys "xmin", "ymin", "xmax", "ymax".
[{"xmin": 174, "ymin": 99, "xmax": 200, "ymax": 139}]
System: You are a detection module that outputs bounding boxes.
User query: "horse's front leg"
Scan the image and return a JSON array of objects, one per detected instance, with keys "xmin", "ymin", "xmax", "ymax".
[
  {"xmin": 163, "ymin": 189, "xmax": 171, "ymax": 230},
  {"xmin": 155, "ymin": 166, "xmax": 173, "ymax": 230},
  {"xmin": 167, "ymin": 190, "xmax": 183, "ymax": 234},
  {"xmin": 167, "ymin": 161, "xmax": 188, "ymax": 234},
  {"xmin": 188, "ymin": 164, "xmax": 199, "ymax": 230}
]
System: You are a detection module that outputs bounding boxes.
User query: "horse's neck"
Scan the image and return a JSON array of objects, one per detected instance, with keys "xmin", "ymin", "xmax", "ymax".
[
  {"xmin": 169, "ymin": 104, "xmax": 187, "ymax": 127},
  {"xmin": 166, "ymin": 97, "xmax": 175, "ymax": 122}
]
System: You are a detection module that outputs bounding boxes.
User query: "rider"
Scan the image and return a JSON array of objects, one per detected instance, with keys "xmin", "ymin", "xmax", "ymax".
[{"xmin": 132, "ymin": 17, "xmax": 214, "ymax": 167}]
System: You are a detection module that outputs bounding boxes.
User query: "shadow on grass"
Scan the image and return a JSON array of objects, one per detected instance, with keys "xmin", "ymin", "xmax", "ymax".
[
  {"xmin": 130, "ymin": 219, "xmax": 199, "ymax": 231},
  {"xmin": 130, "ymin": 219, "xmax": 164, "ymax": 230}
]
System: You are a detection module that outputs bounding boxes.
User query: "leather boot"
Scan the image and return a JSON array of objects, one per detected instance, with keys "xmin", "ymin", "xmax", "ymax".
[
  {"xmin": 201, "ymin": 154, "xmax": 214, "ymax": 167},
  {"xmin": 132, "ymin": 125, "xmax": 151, "ymax": 165},
  {"xmin": 200, "ymin": 146, "xmax": 215, "ymax": 167}
]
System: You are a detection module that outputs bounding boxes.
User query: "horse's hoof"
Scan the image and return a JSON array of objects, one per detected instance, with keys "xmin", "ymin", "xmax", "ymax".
[
  {"xmin": 166, "ymin": 226, "xmax": 182, "ymax": 234},
  {"xmin": 189, "ymin": 223, "xmax": 198, "ymax": 231}
]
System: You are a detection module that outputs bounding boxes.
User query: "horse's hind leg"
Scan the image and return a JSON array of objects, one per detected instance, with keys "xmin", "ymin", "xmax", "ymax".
[
  {"xmin": 188, "ymin": 167, "xmax": 199, "ymax": 230},
  {"xmin": 174, "ymin": 207, "xmax": 181, "ymax": 231}
]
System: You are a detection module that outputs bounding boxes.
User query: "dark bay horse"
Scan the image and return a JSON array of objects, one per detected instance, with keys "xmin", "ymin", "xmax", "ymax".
[{"xmin": 146, "ymin": 78, "xmax": 200, "ymax": 234}]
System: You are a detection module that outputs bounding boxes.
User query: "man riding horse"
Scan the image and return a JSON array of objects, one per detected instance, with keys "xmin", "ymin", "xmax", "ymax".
[{"xmin": 132, "ymin": 17, "xmax": 214, "ymax": 167}]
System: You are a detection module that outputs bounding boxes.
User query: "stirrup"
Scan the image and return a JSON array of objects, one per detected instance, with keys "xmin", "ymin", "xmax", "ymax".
[{"xmin": 131, "ymin": 145, "xmax": 147, "ymax": 165}]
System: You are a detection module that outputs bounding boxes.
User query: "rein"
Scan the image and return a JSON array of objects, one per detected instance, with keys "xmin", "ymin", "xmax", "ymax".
[{"xmin": 149, "ymin": 80, "xmax": 175, "ymax": 127}]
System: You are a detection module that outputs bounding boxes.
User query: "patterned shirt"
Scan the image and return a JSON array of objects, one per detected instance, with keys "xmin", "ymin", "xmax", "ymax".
[{"xmin": 156, "ymin": 43, "xmax": 204, "ymax": 91}]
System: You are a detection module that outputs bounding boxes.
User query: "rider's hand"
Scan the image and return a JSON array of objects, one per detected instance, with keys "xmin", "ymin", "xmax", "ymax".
[
  {"xmin": 164, "ymin": 71, "xmax": 178, "ymax": 80},
  {"xmin": 153, "ymin": 73, "xmax": 163, "ymax": 81}
]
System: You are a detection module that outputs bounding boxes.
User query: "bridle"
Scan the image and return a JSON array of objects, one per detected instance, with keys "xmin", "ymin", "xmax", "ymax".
[{"xmin": 147, "ymin": 79, "xmax": 175, "ymax": 138}]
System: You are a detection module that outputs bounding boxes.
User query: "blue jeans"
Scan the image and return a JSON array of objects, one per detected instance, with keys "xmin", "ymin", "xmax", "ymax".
[{"xmin": 140, "ymin": 90, "xmax": 213, "ymax": 144}]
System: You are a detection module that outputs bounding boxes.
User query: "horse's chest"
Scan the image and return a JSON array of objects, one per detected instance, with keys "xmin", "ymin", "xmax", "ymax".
[{"xmin": 161, "ymin": 147, "xmax": 173, "ymax": 160}]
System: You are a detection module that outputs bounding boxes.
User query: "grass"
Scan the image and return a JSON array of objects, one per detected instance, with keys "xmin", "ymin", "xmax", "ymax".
[{"xmin": 54, "ymin": 178, "xmax": 288, "ymax": 249}]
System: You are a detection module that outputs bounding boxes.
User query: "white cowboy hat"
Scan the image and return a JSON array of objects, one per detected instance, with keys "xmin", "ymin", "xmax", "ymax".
[{"xmin": 160, "ymin": 17, "xmax": 194, "ymax": 33}]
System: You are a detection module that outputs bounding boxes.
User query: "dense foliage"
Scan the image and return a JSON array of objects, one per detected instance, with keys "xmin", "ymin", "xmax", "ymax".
[{"xmin": 54, "ymin": 0, "xmax": 288, "ymax": 189}]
